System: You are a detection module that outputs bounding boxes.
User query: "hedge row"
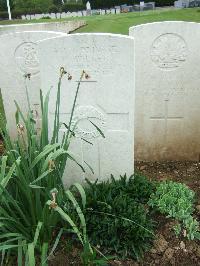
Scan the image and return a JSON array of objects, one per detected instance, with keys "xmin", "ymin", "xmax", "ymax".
[{"xmin": 0, "ymin": 3, "xmax": 85, "ymax": 19}]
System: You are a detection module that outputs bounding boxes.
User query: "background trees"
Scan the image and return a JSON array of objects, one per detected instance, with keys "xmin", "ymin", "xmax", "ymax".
[{"xmin": 0, "ymin": 0, "xmax": 175, "ymax": 18}]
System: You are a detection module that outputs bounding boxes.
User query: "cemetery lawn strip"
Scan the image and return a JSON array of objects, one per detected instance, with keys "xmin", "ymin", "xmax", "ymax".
[
  {"xmin": 75, "ymin": 7, "xmax": 200, "ymax": 35},
  {"xmin": 1, "ymin": 8, "xmax": 200, "ymax": 35}
]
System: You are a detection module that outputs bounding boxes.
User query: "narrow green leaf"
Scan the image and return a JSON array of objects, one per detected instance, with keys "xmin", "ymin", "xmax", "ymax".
[
  {"xmin": 67, "ymin": 153, "xmax": 85, "ymax": 173},
  {"xmin": 28, "ymin": 243, "xmax": 35, "ymax": 266},
  {"xmin": 72, "ymin": 183, "xmax": 87, "ymax": 209},
  {"xmin": 46, "ymin": 201, "xmax": 83, "ymax": 245},
  {"xmin": 31, "ymin": 143, "xmax": 60, "ymax": 168},
  {"xmin": 30, "ymin": 170, "xmax": 53, "ymax": 185},
  {"xmin": 84, "ymin": 161, "xmax": 94, "ymax": 175},
  {"xmin": 0, "ymin": 156, "xmax": 8, "ymax": 181},
  {"xmin": 18, "ymin": 240, "xmax": 23, "ymax": 266},
  {"xmin": 46, "ymin": 229, "xmax": 63, "ymax": 263},
  {"xmin": 89, "ymin": 120, "xmax": 105, "ymax": 138},
  {"xmin": 41, "ymin": 242, "xmax": 48, "ymax": 266},
  {"xmin": 33, "ymin": 221, "xmax": 43, "ymax": 247}
]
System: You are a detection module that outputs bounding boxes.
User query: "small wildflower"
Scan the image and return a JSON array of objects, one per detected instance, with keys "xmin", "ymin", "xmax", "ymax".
[
  {"xmin": 17, "ymin": 124, "xmax": 25, "ymax": 135},
  {"xmin": 48, "ymin": 160, "xmax": 56, "ymax": 170},
  {"xmin": 49, "ymin": 188, "xmax": 58, "ymax": 209},
  {"xmin": 85, "ymin": 73, "xmax": 90, "ymax": 79},
  {"xmin": 60, "ymin": 67, "xmax": 67, "ymax": 78},
  {"xmin": 82, "ymin": 70, "xmax": 90, "ymax": 80},
  {"xmin": 68, "ymin": 73, "xmax": 72, "ymax": 80},
  {"xmin": 24, "ymin": 73, "xmax": 31, "ymax": 80}
]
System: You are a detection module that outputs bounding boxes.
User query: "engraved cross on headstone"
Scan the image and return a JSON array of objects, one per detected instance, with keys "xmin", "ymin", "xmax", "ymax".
[{"xmin": 150, "ymin": 99, "xmax": 184, "ymax": 142}]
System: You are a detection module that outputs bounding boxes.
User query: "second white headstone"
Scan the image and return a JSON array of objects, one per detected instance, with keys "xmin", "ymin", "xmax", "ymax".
[{"xmin": 38, "ymin": 33, "xmax": 134, "ymax": 184}]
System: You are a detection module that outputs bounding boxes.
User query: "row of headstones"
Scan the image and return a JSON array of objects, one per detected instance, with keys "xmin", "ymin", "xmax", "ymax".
[
  {"xmin": 121, "ymin": 2, "xmax": 155, "ymax": 12},
  {"xmin": 1, "ymin": 21, "xmax": 200, "ymax": 183},
  {"xmin": 21, "ymin": 8, "xmax": 121, "ymax": 20},
  {"xmin": 174, "ymin": 0, "xmax": 200, "ymax": 8}
]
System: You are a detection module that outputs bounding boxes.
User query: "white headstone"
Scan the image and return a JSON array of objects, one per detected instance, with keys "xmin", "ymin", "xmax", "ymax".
[
  {"xmin": 111, "ymin": 8, "xmax": 116, "ymax": 14},
  {"xmin": 38, "ymin": 33, "xmax": 134, "ymax": 184},
  {"xmin": 60, "ymin": 12, "xmax": 66, "ymax": 18},
  {"xmin": 77, "ymin": 11, "xmax": 83, "ymax": 17},
  {"xmin": 35, "ymin": 14, "xmax": 42, "ymax": 19},
  {"xmin": 0, "ymin": 31, "xmax": 66, "ymax": 138},
  {"xmin": 86, "ymin": 1, "xmax": 91, "ymax": 10},
  {"xmin": 71, "ymin": 12, "xmax": 77, "ymax": 17},
  {"xmin": 116, "ymin": 8, "xmax": 121, "ymax": 14},
  {"xmin": 129, "ymin": 21, "xmax": 200, "ymax": 160},
  {"xmin": 50, "ymin": 13, "xmax": 56, "ymax": 19}
]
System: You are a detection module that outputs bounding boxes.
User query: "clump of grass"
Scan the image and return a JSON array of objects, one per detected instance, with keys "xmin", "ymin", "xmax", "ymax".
[{"xmin": 0, "ymin": 68, "xmax": 100, "ymax": 265}]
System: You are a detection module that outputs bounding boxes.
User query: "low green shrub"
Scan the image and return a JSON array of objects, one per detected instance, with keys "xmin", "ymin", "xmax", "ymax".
[
  {"xmin": 87, "ymin": 174, "xmax": 155, "ymax": 204},
  {"xmin": 84, "ymin": 174, "xmax": 155, "ymax": 260},
  {"xmin": 148, "ymin": 181, "xmax": 200, "ymax": 240}
]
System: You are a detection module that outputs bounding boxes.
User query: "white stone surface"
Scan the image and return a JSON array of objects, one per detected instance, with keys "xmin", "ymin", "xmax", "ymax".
[
  {"xmin": 35, "ymin": 14, "xmax": 42, "ymax": 19},
  {"xmin": 50, "ymin": 13, "xmax": 56, "ymax": 19},
  {"xmin": 60, "ymin": 12, "xmax": 65, "ymax": 18},
  {"xmin": 66, "ymin": 12, "xmax": 71, "ymax": 17},
  {"xmin": 129, "ymin": 21, "xmax": 200, "ymax": 160},
  {"xmin": 0, "ymin": 31, "xmax": 66, "ymax": 138},
  {"xmin": 77, "ymin": 11, "xmax": 83, "ymax": 17},
  {"xmin": 0, "ymin": 20, "xmax": 86, "ymax": 35},
  {"xmin": 116, "ymin": 8, "xmax": 121, "ymax": 14},
  {"xmin": 38, "ymin": 33, "xmax": 134, "ymax": 183}
]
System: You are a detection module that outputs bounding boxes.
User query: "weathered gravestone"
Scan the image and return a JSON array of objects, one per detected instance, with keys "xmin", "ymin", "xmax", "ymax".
[
  {"xmin": 0, "ymin": 31, "xmax": 66, "ymax": 137},
  {"xmin": 38, "ymin": 33, "xmax": 134, "ymax": 184},
  {"xmin": 129, "ymin": 21, "xmax": 200, "ymax": 161}
]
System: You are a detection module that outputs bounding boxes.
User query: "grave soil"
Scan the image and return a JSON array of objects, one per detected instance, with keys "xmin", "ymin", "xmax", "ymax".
[{"xmin": 47, "ymin": 161, "xmax": 200, "ymax": 266}]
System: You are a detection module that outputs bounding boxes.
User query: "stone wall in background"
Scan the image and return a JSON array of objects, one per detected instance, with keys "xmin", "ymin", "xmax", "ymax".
[{"xmin": 0, "ymin": 20, "xmax": 86, "ymax": 35}]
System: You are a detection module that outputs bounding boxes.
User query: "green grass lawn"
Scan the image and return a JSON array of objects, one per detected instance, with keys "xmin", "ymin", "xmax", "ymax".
[
  {"xmin": 75, "ymin": 7, "xmax": 200, "ymax": 34},
  {"xmin": 1, "ymin": 8, "xmax": 200, "ymax": 35}
]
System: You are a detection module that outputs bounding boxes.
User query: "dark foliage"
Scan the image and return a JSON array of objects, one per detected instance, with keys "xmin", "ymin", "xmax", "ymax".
[
  {"xmin": 61, "ymin": 3, "xmax": 85, "ymax": 12},
  {"xmin": 84, "ymin": 174, "xmax": 155, "ymax": 260}
]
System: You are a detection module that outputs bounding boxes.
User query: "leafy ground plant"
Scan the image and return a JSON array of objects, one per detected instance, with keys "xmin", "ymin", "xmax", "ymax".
[
  {"xmin": 84, "ymin": 174, "xmax": 155, "ymax": 261},
  {"xmin": 148, "ymin": 180, "xmax": 200, "ymax": 240},
  {"xmin": 0, "ymin": 68, "xmax": 104, "ymax": 265}
]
